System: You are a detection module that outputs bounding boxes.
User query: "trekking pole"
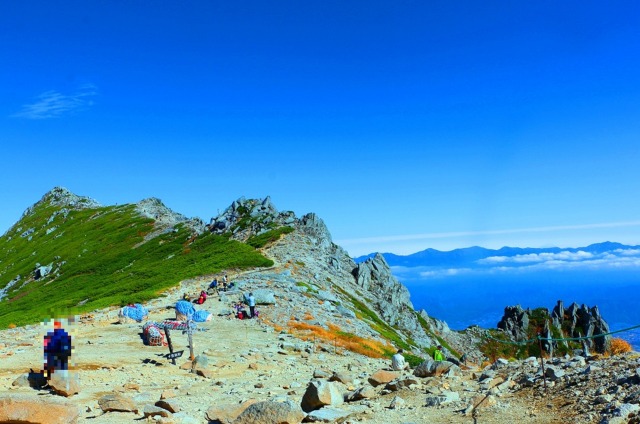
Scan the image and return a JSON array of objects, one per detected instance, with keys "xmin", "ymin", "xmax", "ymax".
[{"xmin": 537, "ymin": 334, "xmax": 548, "ymax": 396}]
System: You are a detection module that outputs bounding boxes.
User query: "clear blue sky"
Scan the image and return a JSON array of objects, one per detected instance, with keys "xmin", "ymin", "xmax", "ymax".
[{"xmin": 2, "ymin": 1, "xmax": 640, "ymax": 256}]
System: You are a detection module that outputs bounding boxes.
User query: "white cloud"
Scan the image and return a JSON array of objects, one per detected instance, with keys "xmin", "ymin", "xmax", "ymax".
[
  {"xmin": 412, "ymin": 247, "xmax": 640, "ymax": 277},
  {"xmin": 480, "ymin": 250, "xmax": 594, "ymax": 264},
  {"xmin": 12, "ymin": 84, "xmax": 98, "ymax": 119}
]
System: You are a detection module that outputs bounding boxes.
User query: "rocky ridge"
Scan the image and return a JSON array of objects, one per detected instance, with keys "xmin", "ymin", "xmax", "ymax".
[{"xmin": 1, "ymin": 191, "xmax": 639, "ymax": 423}]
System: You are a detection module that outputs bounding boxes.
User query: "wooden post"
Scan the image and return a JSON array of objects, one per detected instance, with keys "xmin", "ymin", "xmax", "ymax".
[
  {"xmin": 165, "ymin": 327, "xmax": 176, "ymax": 365},
  {"xmin": 188, "ymin": 330, "xmax": 195, "ymax": 361},
  {"xmin": 537, "ymin": 334, "xmax": 548, "ymax": 396}
]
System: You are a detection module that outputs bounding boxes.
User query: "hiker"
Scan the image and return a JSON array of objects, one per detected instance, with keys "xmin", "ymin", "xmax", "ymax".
[
  {"xmin": 247, "ymin": 292, "xmax": 256, "ymax": 318},
  {"xmin": 433, "ymin": 345, "xmax": 445, "ymax": 361},
  {"xmin": 208, "ymin": 278, "xmax": 218, "ymax": 294},
  {"xmin": 391, "ymin": 348, "xmax": 409, "ymax": 371},
  {"xmin": 196, "ymin": 290, "xmax": 207, "ymax": 305},
  {"xmin": 43, "ymin": 319, "xmax": 72, "ymax": 380},
  {"xmin": 182, "ymin": 292, "xmax": 190, "ymax": 301}
]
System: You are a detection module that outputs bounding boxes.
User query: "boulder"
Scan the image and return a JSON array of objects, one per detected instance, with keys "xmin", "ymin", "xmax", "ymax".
[
  {"xmin": 156, "ymin": 399, "xmax": 181, "ymax": 413},
  {"xmin": 253, "ymin": 289, "xmax": 276, "ymax": 305},
  {"xmin": 389, "ymin": 395, "xmax": 406, "ymax": 409},
  {"xmin": 98, "ymin": 393, "xmax": 139, "ymax": 413},
  {"xmin": 300, "ymin": 380, "xmax": 344, "ymax": 412},
  {"xmin": 544, "ymin": 366, "xmax": 565, "ymax": 381},
  {"xmin": 329, "ymin": 371, "xmax": 353, "ymax": 385},
  {"xmin": 305, "ymin": 406, "xmax": 363, "ymax": 423},
  {"xmin": 425, "ymin": 391, "xmax": 460, "ymax": 407},
  {"xmin": 12, "ymin": 371, "xmax": 47, "ymax": 389},
  {"xmin": 233, "ymin": 399, "xmax": 305, "ymax": 424},
  {"xmin": 414, "ymin": 360, "xmax": 460, "ymax": 378},
  {"xmin": 143, "ymin": 404, "xmax": 171, "ymax": 418},
  {"xmin": 345, "ymin": 386, "xmax": 376, "ymax": 402},
  {"xmin": 48, "ymin": 371, "xmax": 80, "ymax": 397},
  {"xmin": 0, "ymin": 395, "xmax": 80, "ymax": 424},
  {"xmin": 368, "ymin": 370, "xmax": 399, "ymax": 387},
  {"xmin": 206, "ymin": 399, "xmax": 257, "ymax": 423}
]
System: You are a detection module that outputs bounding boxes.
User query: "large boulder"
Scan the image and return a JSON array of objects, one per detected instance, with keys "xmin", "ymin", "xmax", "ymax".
[
  {"xmin": 413, "ymin": 359, "xmax": 460, "ymax": 378},
  {"xmin": 233, "ymin": 399, "xmax": 305, "ymax": 424},
  {"xmin": 0, "ymin": 395, "xmax": 80, "ymax": 424},
  {"xmin": 98, "ymin": 393, "xmax": 139, "ymax": 414},
  {"xmin": 49, "ymin": 371, "xmax": 80, "ymax": 397},
  {"xmin": 206, "ymin": 400, "xmax": 257, "ymax": 423},
  {"xmin": 300, "ymin": 380, "xmax": 344, "ymax": 412},
  {"xmin": 368, "ymin": 370, "xmax": 399, "ymax": 387},
  {"xmin": 252, "ymin": 289, "xmax": 276, "ymax": 305}
]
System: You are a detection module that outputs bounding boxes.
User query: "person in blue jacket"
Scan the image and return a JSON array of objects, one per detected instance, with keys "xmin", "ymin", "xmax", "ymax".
[{"xmin": 43, "ymin": 319, "xmax": 72, "ymax": 379}]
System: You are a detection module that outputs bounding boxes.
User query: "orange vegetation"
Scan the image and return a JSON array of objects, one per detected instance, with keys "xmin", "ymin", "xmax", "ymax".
[
  {"xmin": 610, "ymin": 338, "xmax": 633, "ymax": 355},
  {"xmin": 288, "ymin": 321, "xmax": 394, "ymax": 358},
  {"xmin": 303, "ymin": 312, "xmax": 314, "ymax": 321}
]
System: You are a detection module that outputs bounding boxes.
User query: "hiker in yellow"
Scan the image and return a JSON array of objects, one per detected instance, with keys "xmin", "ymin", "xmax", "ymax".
[{"xmin": 433, "ymin": 345, "xmax": 445, "ymax": 361}]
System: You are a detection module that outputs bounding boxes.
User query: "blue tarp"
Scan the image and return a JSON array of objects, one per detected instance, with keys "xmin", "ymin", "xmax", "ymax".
[
  {"xmin": 121, "ymin": 304, "xmax": 149, "ymax": 322},
  {"xmin": 192, "ymin": 310, "xmax": 211, "ymax": 322},
  {"xmin": 175, "ymin": 300, "xmax": 196, "ymax": 316}
]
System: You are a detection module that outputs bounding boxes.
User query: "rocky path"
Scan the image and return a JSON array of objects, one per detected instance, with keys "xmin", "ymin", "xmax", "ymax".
[{"xmin": 0, "ymin": 272, "xmax": 571, "ymax": 424}]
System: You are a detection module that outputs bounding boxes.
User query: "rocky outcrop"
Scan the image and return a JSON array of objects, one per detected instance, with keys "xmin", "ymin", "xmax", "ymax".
[
  {"xmin": 498, "ymin": 301, "xmax": 612, "ymax": 354},
  {"xmin": 551, "ymin": 300, "xmax": 612, "ymax": 353},
  {"xmin": 497, "ymin": 305, "xmax": 530, "ymax": 341},
  {"xmin": 208, "ymin": 196, "xmax": 296, "ymax": 242}
]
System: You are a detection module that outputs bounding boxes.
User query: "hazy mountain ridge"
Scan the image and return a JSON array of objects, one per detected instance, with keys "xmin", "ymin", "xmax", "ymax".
[{"xmin": 355, "ymin": 241, "xmax": 640, "ymax": 269}]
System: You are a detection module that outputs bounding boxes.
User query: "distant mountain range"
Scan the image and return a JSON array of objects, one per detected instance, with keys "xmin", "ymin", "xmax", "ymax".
[{"xmin": 354, "ymin": 242, "xmax": 640, "ymax": 269}]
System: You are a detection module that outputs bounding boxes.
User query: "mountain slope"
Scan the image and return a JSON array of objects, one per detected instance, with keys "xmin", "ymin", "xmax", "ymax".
[{"xmin": 0, "ymin": 188, "xmax": 273, "ymax": 328}]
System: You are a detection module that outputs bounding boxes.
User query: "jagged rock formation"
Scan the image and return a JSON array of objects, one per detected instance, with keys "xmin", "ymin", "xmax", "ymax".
[
  {"xmin": 551, "ymin": 300, "xmax": 612, "ymax": 353},
  {"xmin": 497, "ymin": 301, "xmax": 612, "ymax": 354},
  {"xmin": 207, "ymin": 196, "xmax": 296, "ymax": 241},
  {"xmin": 135, "ymin": 197, "xmax": 205, "ymax": 240},
  {"xmin": 497, "ymin": 305, "xmax": 530, "ymax": 342}
]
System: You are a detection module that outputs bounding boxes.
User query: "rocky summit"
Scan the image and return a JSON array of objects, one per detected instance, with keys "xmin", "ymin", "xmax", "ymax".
[{"xmin": 0, "ymin": 189, "xmax": 639, "ymax": 424}]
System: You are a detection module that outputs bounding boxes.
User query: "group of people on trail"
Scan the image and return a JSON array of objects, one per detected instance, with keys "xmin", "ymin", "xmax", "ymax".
[
  {"xmin": 391, "ymin": 345, "xmax": 447, "ymax": 371},
  {"xmin": 208, "ymin": 274, "xmax": 232, "ymax": 294}
]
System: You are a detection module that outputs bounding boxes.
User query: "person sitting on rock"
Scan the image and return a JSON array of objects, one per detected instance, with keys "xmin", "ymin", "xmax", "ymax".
[
  {"xmin": 391, "ymin": 349, "xmax": 409, "ymax": 371},
  {"xmin": 196, "ymin": 290, "xmax": 207, "ymax": 305},
  {"xmin": 433, "ymin": 345, "xmax": 445, "ymax": 361}
]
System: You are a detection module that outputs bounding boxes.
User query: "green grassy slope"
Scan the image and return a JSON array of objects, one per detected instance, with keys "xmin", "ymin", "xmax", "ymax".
[{"xmin": 0, "ymin": 201, "xmax": 273, "ymax": 328}]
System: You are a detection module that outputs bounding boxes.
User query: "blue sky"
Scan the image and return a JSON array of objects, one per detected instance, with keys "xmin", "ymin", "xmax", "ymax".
[{"xmin": 2, "ymin": 1, "xmax": 640, "ymax": 256}]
